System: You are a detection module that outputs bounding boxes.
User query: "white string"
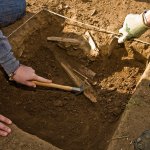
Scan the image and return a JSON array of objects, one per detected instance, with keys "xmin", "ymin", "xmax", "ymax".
[
  {"xmin": 7, "ymin": 9, "xmax": 42, "ymax": 38},
  {"xmin": 7, "ymin": 8, "xmax": 150, "ymax": 46},
  {"xmin": 45, "ymin": 9, "xmax": 150, "ymax": 46}
]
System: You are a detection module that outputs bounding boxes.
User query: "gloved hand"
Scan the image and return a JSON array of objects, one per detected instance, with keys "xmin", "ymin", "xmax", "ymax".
[{"xmin": 118, "ymin": 11, "xmax": 150, "ymax": 43}]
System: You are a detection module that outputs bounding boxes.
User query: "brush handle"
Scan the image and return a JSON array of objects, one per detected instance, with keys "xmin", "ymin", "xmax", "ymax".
[{"xmin": 33, "ymin": 81, "xmax": 73, "ymax": 91}]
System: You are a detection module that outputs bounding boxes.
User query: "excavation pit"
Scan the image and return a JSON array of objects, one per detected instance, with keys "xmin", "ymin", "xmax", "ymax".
[{"xmin": 0, "ymin": 11, "xmax": 148, "ymax": 150}]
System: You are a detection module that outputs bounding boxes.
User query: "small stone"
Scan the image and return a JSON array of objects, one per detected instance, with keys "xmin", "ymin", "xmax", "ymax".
[
  {"xmin": 92, "ymin": 81, "xmax": 98, "ymax": 85},
  {"xmin": 108, "ymin": 87, "xmax": 117, "ymax": 91},
  {"xmin": 91, "ymin": 9, "xmax": 97, "ymax": 16},
  {"xmin": 64, "ymin": 5, "xmax": 70, "ymax": 9}
]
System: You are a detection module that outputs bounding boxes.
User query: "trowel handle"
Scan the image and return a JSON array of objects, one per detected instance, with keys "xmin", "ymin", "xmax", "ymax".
[
  {"xmin": 33, "ymin": 81, "xmax": 81, "ymax": 92},
  {"xmin": 33, "ymin": 81, "xmax": 73, "ymax": 91}
]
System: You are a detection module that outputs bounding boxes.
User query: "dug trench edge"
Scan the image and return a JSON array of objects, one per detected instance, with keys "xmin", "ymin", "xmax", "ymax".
[{"xmin": 107, "ymin": 63, "xmax": 150, "ymax": 150}]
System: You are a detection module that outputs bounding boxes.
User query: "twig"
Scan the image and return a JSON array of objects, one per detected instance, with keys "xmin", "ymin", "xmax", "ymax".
[
  {"xmin": 108, "ymin": 135, "xmax": 129, "ymax": 143},
  {"xmin": 114, "ymin": 35, "xmax": 150, "ymax": 46},
  {"xmin": 73, "ymin": 69, "xmax": 88, "ymax": 80}
]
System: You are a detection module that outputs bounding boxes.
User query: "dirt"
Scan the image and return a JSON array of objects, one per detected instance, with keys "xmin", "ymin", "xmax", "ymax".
[
  {"xmin": 0, "ymin": 124, "xmax": 61, "ymax": 150},
  {"xmin": 0, "ymin": 0, "xmax": 150, "ymax": 150}
]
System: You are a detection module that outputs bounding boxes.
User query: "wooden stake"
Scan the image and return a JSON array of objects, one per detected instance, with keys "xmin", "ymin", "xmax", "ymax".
[{"xmin": 47, "ymin": 37, "xmax": 80, "ymax": 45}]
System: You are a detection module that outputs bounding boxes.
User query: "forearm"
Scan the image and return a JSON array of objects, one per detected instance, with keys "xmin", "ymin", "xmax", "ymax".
[{"xmin": 0, "ymin": 30, "xmax": 19, "ymax": 75}]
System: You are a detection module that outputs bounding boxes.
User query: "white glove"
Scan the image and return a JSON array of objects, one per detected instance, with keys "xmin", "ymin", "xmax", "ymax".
[{"xmin": 118, "ymin": 11, "xmax": 150, "ymax": 43}]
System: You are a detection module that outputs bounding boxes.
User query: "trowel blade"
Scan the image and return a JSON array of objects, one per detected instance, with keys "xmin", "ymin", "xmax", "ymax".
[{"xmin": 108, "ymin": 36, "xmax": 119, "ymax": 57}]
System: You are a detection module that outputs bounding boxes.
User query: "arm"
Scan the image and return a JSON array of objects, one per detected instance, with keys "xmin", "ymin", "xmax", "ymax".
[
  {"xmin": 0, "ymin": 30, "xmax": 19, "ymax": 75},
  {"xmin": 0, "ymin": 30, "xmax": 52, "ymax": 87}
]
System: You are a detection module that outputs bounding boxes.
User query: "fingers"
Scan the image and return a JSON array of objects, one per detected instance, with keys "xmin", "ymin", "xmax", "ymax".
[
  {"xmin": 25, "ymin": 81, "xmax": 36, "ymax": 88},
  {"xmin": 0, "ymin": 123, "xmax": 11, "ymax": 133},
  {"xmin": 0, "ymin": 115, "xmax": 12, "ymax": 136},
  {"xmin": 34, "ymin": 75, "xmax": 52, "ymax": 83},
  {"xmin": 12, "ymin": 65, "xmax": 52, "ymax": 87},
  {"xmin": 0, "ymin": 130, "xmax": 9, "ymax": 137},
  {"xmin": 0, "ymin": 115, "xmax": 12, "ymax": 125},
  {"xmin": 24, "ymin": 74, "xmax": 52, "ymax": 87}
]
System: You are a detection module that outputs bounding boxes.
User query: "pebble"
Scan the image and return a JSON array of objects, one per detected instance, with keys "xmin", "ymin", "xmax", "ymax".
[
  {"xmin": 108, "ymin": 87, "xmax": 117, "ymax": 91},
  {"xmin": 91, "ymin": 9, "xmax": 97, "ymax": 16}
]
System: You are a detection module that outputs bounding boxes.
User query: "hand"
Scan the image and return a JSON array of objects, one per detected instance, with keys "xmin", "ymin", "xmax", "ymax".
[
  {"xmin": 0, "ymin": 115, "xmax": 12, "ymax": 136},
  {"xmin": 118, "ymin": 11, "xmax": 149, "ymax": 43},
  {"xmin": 13, "ymin": 65, "xmax": 52, "ymax": 87}
]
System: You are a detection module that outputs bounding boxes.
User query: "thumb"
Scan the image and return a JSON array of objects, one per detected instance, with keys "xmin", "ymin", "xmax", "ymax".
[{"xmin": 25, "ymin": 81, "xmax": 36, "ymax": 88}]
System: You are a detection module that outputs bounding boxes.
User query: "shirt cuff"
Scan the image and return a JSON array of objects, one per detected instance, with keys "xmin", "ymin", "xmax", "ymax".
[{"xmin": 1, "ymin": 52, "xmax": 20, "ymax": 75}]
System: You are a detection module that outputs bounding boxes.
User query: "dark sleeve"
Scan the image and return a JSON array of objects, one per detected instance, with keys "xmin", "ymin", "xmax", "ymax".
[{"xmin": 0, "ymin": 30, "xmax": 20, "ymax": 75}]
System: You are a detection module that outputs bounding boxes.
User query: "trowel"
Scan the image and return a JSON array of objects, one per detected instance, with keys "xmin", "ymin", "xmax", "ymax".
[
  {"xmin": 60, "ymin": 62, "xmax": 97, "ymax": 103},
  {"xmin": 48, "ymin": 46, "xmax": 97, "ymax": 103},
  {"xmin": 108, "ymin": 36, "xmax": 120, "ymax": 57}
]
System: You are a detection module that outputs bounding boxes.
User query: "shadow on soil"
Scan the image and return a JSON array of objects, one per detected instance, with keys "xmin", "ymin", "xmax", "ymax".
[{"xmin": 134, "ymin": 0, "xmax": 150, "ymax": 3}]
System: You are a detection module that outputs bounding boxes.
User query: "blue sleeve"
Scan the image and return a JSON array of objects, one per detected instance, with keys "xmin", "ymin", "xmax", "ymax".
[{"xmin": 0, "ymin": 30, "xmax": 20, "ymax": 75}]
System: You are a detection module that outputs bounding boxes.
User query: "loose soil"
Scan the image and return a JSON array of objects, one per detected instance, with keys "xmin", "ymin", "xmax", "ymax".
[{"xmin": 0, "ymin": 0, "xmax": 150, "ymax": 150}]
